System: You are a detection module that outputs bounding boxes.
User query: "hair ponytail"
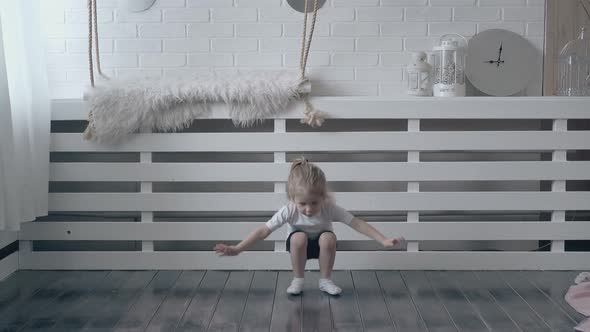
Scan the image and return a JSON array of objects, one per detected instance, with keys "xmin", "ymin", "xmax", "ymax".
[
  {"xmin": 290, "ymin": 156, "xmax": 308, "ymax": 171},
  {"xmin": 287, "ymin": 157, "xmax": 327, "ymax": 200}
]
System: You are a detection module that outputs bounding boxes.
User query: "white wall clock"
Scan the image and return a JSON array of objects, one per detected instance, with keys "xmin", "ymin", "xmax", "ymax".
[{"xmin": 465, "ymin": 29, "xmax": 538, "ymax": 96}]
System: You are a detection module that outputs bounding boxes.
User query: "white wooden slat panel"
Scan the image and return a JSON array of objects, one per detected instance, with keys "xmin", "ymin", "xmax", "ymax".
[
  {"xmin": 140, "ymin": 133, "xmax": 154, "ymax": 252},
  {"xmin": 407, "ymin": 119, "xmax": 421, "ymax": 252},
  {"xmin": 51, "ymin": 131, "xmax": 590, "ymax": 152},
  {"xmin": 273, "ymin": 119, "xmax": 287, "ymax": 253},
  {"xmin": 46, "ymin": 97, "xmax": 590, "ymax": 271},
  {"xmin": 0, "ymin": 253, "xmax": 18, "ymax": 282},
  {"xmin": 310, "ymin": 97, "xmax": 590, "ymax": 119},
  {"xmin": 18, "ymin": 251, "xmax": 590, "ymax": 270},
  {"xmin": 49, "ymin": 193, "xmax": 284, "ymax": 212},
  {"xmin": 0, "ymin": 231, "xmax": 17, "ymax": 249},
  {"xmin": 51, "ymin": 97, "xmax": 590, "ymax": 121},
  {"xmin": 19, "ymin": 221, "xmax": 590, "ymax": 241},
  {"xmin": 48, "ymin": 192, "xmax": 590, "ymax": 212},
  {"xmin": 551, "ymin": 119, "xmax": 568, "ymax": 253},
  {"xmin": 49, "ymin": 161, "xmax": 590, "ymax": 182}
]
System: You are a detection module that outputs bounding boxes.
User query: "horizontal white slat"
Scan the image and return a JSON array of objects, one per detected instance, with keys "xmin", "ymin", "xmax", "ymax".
[
  {"xmin": 0, "ymin": 253, "xmax": 18, "ymax": 282},
  {"xmin": 19, "ymin": 221, "xmax": 590, "ymax": 241},
  {"xmin": 51, "ymin": 97, "xmax": 590, "ymax": 121},
  {"xmin": 18, "ymin": 251, "xmax": 590, "ymax": 270},
  {"xmin": 50, "ymin": 161, "xmax": 590, "ymax": 182},
  {"xmin": 48, "ymin": 192, "xmax": 590, "ymax": 212},
  {"xmin": 51, "ymin": 131, "xmax": 590, "ymax": 152},
  {"xmin": 0, "ymin": 231, "xmax": 17, "ymax": 249}
]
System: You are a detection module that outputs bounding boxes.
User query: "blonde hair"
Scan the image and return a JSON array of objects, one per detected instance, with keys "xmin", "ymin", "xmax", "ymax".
[{"xmin": 287, "ymin": 158, "xmax": 327, "ymax": 201}]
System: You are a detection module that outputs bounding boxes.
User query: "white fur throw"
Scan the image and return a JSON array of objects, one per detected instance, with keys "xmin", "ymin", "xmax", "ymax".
[{"xmin": 83, "ymin": 70, "xmax": 307, "ymax": 143}]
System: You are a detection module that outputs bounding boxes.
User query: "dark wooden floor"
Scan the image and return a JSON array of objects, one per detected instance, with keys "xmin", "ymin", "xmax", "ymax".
[{"xmin": 0, "ymin": 270, "xmax": 582, "ymax": 332}]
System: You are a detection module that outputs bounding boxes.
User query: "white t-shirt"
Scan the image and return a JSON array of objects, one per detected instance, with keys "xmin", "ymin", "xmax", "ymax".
[{"xmin": 265, "ymin": 202, "xmax": 355, "ymax": 239}]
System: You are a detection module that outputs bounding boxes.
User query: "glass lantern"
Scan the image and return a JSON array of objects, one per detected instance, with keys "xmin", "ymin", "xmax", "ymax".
[
  {"xmin": 556, "ymin": 26, "xmax": 590, "ymax": 96},
  {"xmin": 431, "ymin": 34, "xmax": 467, "ymax": 97},
  {"xmin": 406, "ymin": 51, "xmax": 432, "ymax": 96}
]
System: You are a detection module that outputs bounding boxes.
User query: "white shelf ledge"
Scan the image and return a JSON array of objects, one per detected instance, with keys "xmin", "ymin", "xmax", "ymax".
[{"xmin": 51, "ymin": 96, "xmax": 590, "ymax": 121}]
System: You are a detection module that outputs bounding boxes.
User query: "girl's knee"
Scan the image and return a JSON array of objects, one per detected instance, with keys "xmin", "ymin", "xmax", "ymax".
[
  {"xmin": 319, "ymin": 232, "xmax": 337, "ymax": 250},
  {"xmin": 290, "ymin": 232, "xmax": 308, "ymax": 250}
]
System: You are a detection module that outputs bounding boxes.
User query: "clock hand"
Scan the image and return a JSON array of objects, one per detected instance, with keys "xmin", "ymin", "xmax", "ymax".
[{"xmin": 496, "ymin": 42, "xmax": 503, "ymax": 67}]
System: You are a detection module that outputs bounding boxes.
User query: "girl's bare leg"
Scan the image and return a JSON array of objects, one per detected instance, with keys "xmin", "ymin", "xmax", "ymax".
[
  {"xmin": 318, "ymin": 232, "xmax": 341, "ymax": 295},
  {"xmin": 287, "ymin": 232, "xmax": 308, "ymax": 295},
  {"xmin": 289, "ymin": 232, "xmax": 308, "ymax": 278},
  {"xmin": 318, "ymin": 232, "xmax": 337, "ymax": 279}
]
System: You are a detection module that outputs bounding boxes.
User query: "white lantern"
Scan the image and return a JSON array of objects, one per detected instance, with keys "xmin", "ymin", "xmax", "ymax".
[
  {"xmin": 557, "ymin": 26, "xmax": 590, "ymax": 96},
  {"xmin": 432, "ymin": 34, "xmax": 467, "ymax": 97},
  {"xmin": 406, "ymin": 51, "xmax": 432, "ymax": 96}
]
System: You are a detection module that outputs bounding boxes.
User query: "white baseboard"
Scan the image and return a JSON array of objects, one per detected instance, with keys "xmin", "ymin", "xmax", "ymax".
[
  {"xmin": 0, "ymin": 252, "xmax": 18, "ymax": 281},
  {"xmin": 0, "ymin": 231, "xmax": 19, "ymax": 281},
  {"xmin": 0, "ymin": 231, "xmax": 17, "ymax": 249}
]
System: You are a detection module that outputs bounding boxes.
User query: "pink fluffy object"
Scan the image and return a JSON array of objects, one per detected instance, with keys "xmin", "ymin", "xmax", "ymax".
[{"xmin": 566, "ymin": 273, "xmax": 590, "ymax": 332}]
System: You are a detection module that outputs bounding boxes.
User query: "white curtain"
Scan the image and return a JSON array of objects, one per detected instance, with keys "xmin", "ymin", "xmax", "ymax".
[{"xmin": 0, "ymin": 0, "xmax": 50, "ymax": 231}]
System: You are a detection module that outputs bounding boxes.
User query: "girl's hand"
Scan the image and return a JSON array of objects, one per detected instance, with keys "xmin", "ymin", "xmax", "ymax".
[
  {"xmin": 381, "ymin": 236, "xmax": 405, "ymax": 249},
  {"xmin": 214, "ymin": 243, "xmax": 241, "ymax": 256}
]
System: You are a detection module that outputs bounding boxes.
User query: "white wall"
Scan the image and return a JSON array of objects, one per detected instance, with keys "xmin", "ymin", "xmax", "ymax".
[{"xmin": 41, "ymin": 0, "xmax": 545, "ymax": 99}]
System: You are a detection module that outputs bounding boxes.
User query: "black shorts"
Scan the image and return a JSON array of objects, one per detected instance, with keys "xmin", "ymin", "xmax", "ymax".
[{"xmin": 286, "ymin": 230, "xmax": 334, "ymax": 259}]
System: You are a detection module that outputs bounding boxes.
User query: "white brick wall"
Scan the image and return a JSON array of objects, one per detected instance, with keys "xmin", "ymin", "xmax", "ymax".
[{"xmin": 41, "ymin": 0, "xmax": 545, "ymax": 98}]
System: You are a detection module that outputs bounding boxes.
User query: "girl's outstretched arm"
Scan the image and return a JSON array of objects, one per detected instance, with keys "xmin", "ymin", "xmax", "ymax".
[
  {"xmin": 214, "ymin": 225, "xmax": 272, "ymax": 256},
  {"xmin": 349, "ymin": 217, "xmax": 404, "ymax": 248}
]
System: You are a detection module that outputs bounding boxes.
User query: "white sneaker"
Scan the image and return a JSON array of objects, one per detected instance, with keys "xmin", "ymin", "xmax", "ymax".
[
  {"xmin": 287, "ymin": 278, "xmax": 304, "ymax": 295},
  {"xmin": 319, "ymin": 278, "xmax": 342, "ymax": 295}
]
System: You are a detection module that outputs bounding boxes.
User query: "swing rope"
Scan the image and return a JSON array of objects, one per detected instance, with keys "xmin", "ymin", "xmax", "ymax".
[
  {"xmin": 87, "ymin": 0, "xmax": 109, "ymax": 87},
  {"xmin": 298, "ymin": 0, "xmax": 326, "ymax": 128},
  {"xmin": 84, "ymin": 0, "xmax": 110, "ymax": 139},
  {"xmin": 87, "ymin": 0, "xmax": 94, "ymax": 88},
  {"xmin": 299, "ymin": 0, "xmax": 317, "ymax": 81}
]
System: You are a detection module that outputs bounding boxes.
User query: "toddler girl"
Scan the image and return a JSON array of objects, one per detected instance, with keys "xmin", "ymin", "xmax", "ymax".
[{"xmin": 214, "ymin": 158, "xmax": 403, "ymax": 295}]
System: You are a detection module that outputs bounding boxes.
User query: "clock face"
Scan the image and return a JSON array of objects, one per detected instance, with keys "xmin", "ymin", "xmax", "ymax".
[{"xmin": 465, "ymin": 29, "xmax": 538, "ymax": 96}]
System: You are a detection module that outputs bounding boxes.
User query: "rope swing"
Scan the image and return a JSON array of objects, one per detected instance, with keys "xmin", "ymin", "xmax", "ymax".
[{"xmin": 83, "ymin": 0, "xmax": 326, "ymax": 141}]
